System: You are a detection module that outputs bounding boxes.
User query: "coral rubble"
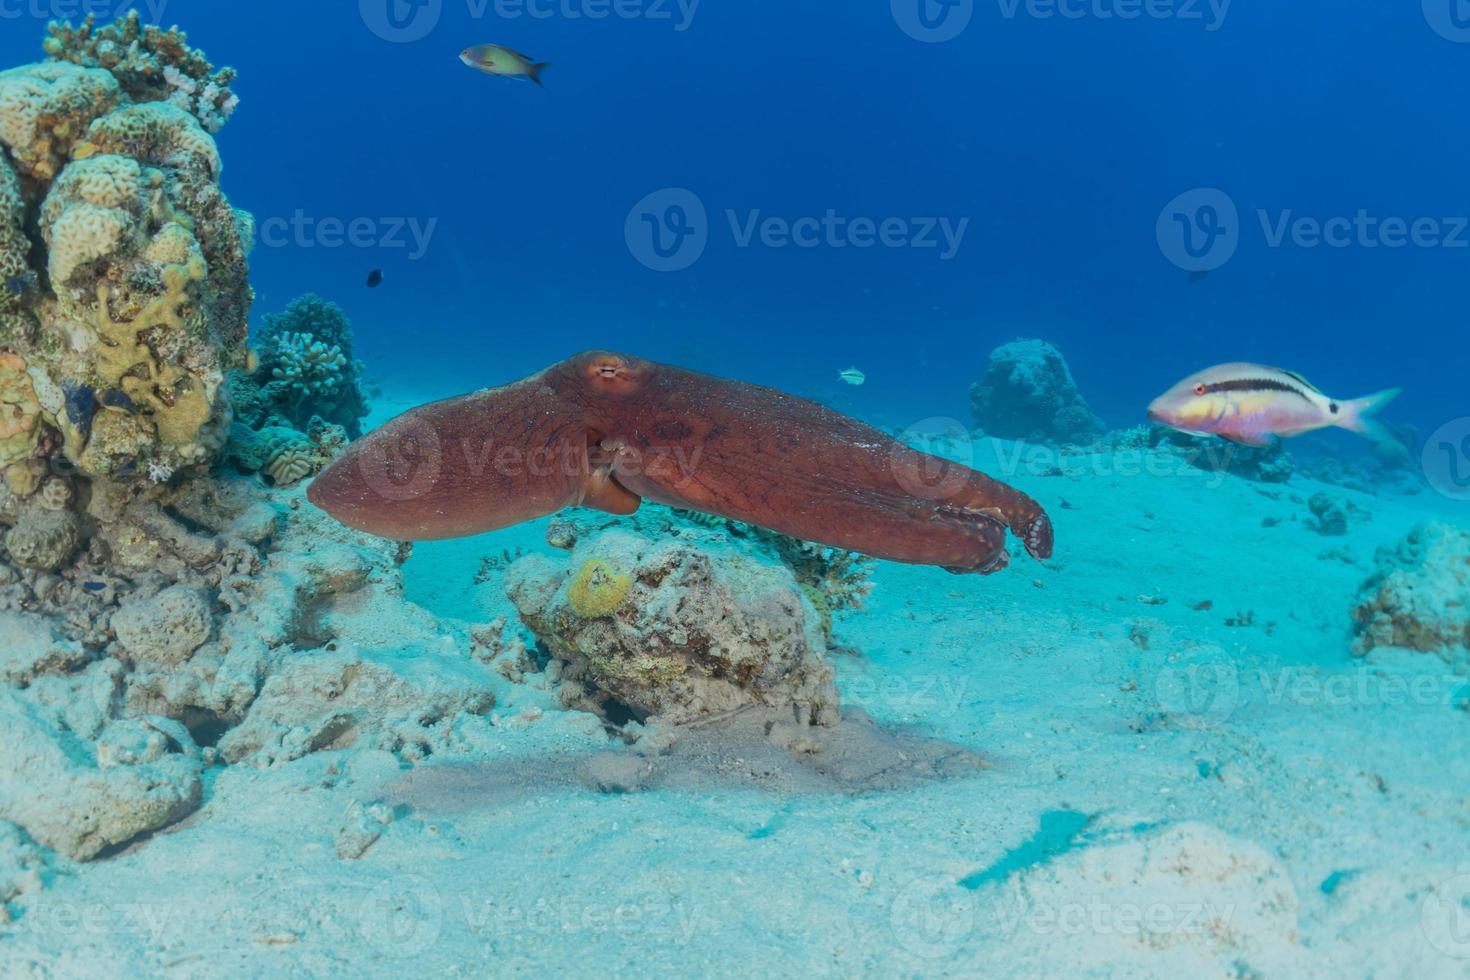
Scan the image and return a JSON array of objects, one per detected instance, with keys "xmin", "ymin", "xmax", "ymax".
[
  {"xmin": 1352, "ymin": 522, "xmax": 1470, "ymax": 663},
  {"xmin": 506, "ymin": 527, "xmax": 841, "ymax": 726},
  {"xmin": 970, "ymin": 338, "xmax": 1105, "ymax": 446}
]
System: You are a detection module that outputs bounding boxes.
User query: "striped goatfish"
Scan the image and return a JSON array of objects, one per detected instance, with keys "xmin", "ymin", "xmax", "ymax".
[{"xmin": 1148, "ymin": 363, "xmax": 1399, "ymax": 447}]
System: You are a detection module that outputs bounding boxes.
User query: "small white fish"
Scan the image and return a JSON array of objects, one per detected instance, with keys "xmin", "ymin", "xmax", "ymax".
[
  {"xmin": 1148, "ymin": 363, "xmax": 1399, "ymax": 447},
  {"xmin": 839, "ymin": 367, "xmax": 866, "ymax": 386}
]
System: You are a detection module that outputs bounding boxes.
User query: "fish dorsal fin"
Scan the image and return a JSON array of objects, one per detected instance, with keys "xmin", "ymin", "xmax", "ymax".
[
  {"xmin": 501, "ymin": 46, "xmax": 534, "ymax": 63},
  {"xmin": 1279, "ymin": 369, "xmax": 1321, "ymax": 393}
]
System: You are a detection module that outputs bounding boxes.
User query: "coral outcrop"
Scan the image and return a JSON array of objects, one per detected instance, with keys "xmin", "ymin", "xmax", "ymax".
[
  {"xmin": 970, "ymin": 339, "xmax": 1105, "ymax": 446},
  {"xmin": 506, "ymin": 527, "xmax": 840, "ymax": 726},
  {"xmin": 1352, "ymin": 522, "xmax": 1470, "ymax": 663},
  {"xmin": 0, "ymin": 23, "xmax": 253, "ymax": 483},
  {"xmin": 0, "ymin": 20, "xmax": 503, "ymax": 880}
]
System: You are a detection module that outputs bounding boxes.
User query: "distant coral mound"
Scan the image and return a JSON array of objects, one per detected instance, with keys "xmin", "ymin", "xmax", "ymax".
[
  {"xmin": 1352, "ymin": 522, "xmax": 1470, "ymax": 663},
  {"xmin": 970, "ymin": 338, "xmax": 1105, "ymax": 445}
]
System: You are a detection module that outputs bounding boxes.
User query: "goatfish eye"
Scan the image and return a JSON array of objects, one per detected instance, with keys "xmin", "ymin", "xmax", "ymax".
[{"xmin": 1193, "ymin": 383, "xmax": 1207, "ymax": 396}]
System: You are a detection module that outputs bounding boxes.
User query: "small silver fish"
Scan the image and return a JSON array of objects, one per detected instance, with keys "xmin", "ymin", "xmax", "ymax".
[
  {"xmin": 1148, "ymin": 363, "xmax": 1399, "ymax": 447},
  {"xmin": 839, "ymin": 367, "xmax": 866, "ymax": 386},
  {"xmin": 459, "ymin": 44, "xmax": 551, "ymax": 88}
]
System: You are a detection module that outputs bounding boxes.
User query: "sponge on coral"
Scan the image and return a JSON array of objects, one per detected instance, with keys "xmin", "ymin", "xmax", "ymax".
[{"xmin": 567, "ymin": 558, "xmax": 633, "ymax": 619}]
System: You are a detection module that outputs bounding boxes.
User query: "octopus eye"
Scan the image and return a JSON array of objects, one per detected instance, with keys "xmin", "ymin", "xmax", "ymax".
[{"xmin": 1193, "ymin": 383, "xmax": 1208, "ymax": 396}]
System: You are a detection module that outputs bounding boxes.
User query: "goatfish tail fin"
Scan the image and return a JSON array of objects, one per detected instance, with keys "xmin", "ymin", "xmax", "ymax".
[
  {"xmin": 526, "ymin": 62, "xmax": 551, "ymax": 87},
  {"xmin": 1337, "ymin": 388, "xmax": 1400, "ymax": 441}
]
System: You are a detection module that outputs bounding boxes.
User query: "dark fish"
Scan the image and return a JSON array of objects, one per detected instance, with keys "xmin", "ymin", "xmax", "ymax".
[
  {"xmin": 366, "ymin": 269, "xmax": 383, "ymax": 288},
  {"xmin": 99, "ymin": 389, "xmax": 139, "ymax": 413},
  {"xmin": 82, "ymin": 581, "xmax": 107, "ymax": 593},
  {"xmin": 61, "ymin": 380, "xmax": 97, "ymax": 440}
]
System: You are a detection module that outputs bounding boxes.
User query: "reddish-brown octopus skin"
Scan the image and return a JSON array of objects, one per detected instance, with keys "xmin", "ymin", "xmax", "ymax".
[{"xmin": 306, "ymin": 352, "xmax": 1054, "ymax": 574}]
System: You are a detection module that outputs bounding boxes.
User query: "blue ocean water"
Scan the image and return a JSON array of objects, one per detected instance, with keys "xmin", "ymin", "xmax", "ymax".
[{"xmin": 3, "ymin": 0, "xmax": 1463, "ymax": 442}]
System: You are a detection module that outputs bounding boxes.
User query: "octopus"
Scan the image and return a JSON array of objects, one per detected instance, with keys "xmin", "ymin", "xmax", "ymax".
[{"xmin": 307, "ymin": 352, "xmax": 1053, "ymax": 574}]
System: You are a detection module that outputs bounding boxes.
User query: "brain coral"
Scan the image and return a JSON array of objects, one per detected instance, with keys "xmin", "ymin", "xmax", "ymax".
[{"xmin": 0, "ymin": 62, "xmax": 122, "ymax": 181}]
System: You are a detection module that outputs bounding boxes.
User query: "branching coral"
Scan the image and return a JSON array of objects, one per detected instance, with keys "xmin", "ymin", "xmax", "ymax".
[
  {"xmin": 249, "ymin": 294, "xmax": 369, "ymax": 436},
  {"xmin": 271, "ymin": 332, "xmax": 347, "ymax": 396},
  {"xmin": 43, "ymin": 12, "xmax": 239, "ymax": 134}
]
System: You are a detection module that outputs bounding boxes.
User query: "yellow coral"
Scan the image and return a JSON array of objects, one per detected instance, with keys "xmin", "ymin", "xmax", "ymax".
[
  {"xmin": 93, "ymin": 259, "xmax": 217, "ymax": 456},
  {"xmin": 0, "ymin": 351, "xmax": 42, "ymax": 468},
  {"xmin": 567, "ymin": 558, "xmax": 632, "ymax": 619}
]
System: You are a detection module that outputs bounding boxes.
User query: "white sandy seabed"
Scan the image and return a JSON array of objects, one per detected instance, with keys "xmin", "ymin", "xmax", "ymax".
[{"xmin": 3, "ymin": 393, "xmax": 1469, "ymax": 979}]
